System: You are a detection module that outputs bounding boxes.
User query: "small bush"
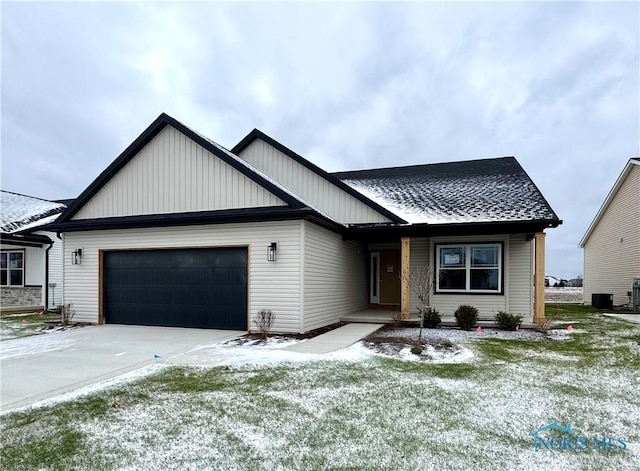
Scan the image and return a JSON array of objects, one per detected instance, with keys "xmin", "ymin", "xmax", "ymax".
[
  {"xmin": 61, "ymin": 303, "xmax": 75, "ymax": 326},
  {"xmin": 410, "ymin": 345, "xmax": 423, "ymax": 355},
  {"xmin": 455, "ymin": 305, "xmax": 478, "ymax": 331},
  {"xmin": 421, "ymin": 307, "xmax": 441, "ymax": 328},
  {"xmin": 254, "ymin": 309, "xmax": 275, "ymax": 338},
  {"xmin": 391, "ymin": 310, "xmax": 404, "ymax": 326},
  {"xmin": 494, "ymin": 311, "xmax": 523, "ymax": 331}
]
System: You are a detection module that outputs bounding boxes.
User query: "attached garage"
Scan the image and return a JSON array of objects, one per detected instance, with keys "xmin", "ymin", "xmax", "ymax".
[{"xmin": 103, "ymin": 247, "xmax": 248, "ymax": 330}]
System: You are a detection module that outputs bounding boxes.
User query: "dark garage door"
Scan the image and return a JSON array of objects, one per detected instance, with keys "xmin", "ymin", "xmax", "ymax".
[{"xmin": 104, "ymin": 248, "xmax": 247, "ymax": 330}]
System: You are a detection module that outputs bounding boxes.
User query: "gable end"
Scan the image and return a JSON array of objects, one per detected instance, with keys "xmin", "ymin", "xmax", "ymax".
[
  {"xmin": 232, "ymin": 129, "xmax": 406, "ymax": 224},
  {"xmin": 58, "ymin": 114, "xmax": 307, "ymax": 223},
  {"xmin": 580, "ymin": 158, "xmax": 640, "ymax": 247}
]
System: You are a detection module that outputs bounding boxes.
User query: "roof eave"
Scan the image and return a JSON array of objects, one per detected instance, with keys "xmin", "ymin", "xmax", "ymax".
[
  {"xmin": 0, "ymin": 232, "xmax": 53, "ymax": 247},
  {"xmin": 344, "ymin": 218, "xmax": 562, "ymax": 240},
  {"xmin": 47, "ymin": 206, "xmax": 347, "ymax": 235}
]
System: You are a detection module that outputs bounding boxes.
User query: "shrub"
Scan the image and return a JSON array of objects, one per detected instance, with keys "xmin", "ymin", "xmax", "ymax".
[
  {"xmin": 410, "ymin": 345, "xmax": 423, "ymax": 355},
  {"xmin": 421, "ymin": 307, "xmax": 441, "ymax": 328},
  {"xmin": 494, "ymin": 311, "xmax": 523, "ymax": 331},
  {"xmin": 62, "ymin": 303, "xmax": 75, "ymax": 326},
  {"xmin": 254, "ymin": 309, "xmax": 275, "ymax": 338},
  {"xmin": 391, "ymin": 310, "xmax": 404, "ymax": 326},
  {"xmin": 455, "ymin": 305, "xmax": 478, "ymax": 331}
]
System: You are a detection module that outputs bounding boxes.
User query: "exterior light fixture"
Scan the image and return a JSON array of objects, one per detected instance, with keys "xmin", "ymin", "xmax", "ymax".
[
  {"xmin": 71, "ymin": 248, "xmax": 83, "ymax": 265},
  {"xmin": 267, "ymin": 242, "xmax": 277, "ymax": 262}
]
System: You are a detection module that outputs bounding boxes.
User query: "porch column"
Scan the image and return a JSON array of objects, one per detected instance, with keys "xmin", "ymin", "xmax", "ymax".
[
  {"xmin": 401, "ymin": 237, "xmax": 411, "ymax": 319},
  {"xmin": 534, "ymin": 232, "xmax": 547, "ymax": 324}
]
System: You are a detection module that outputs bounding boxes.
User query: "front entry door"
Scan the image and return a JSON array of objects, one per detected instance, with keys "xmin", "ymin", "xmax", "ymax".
[{"xmin": 379, "ymin": 252, "xmax": 401, "ymax": 304}]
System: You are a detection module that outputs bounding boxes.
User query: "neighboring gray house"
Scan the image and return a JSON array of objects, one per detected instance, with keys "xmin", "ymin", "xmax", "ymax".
[
  {"xmin": 580, "ymin": 158, "xmax": 640, "ymax": 309},
  {"xmin": 49, "ymin": 114, "xmax": 561, "ymax": 333},
  {"xmin": 0, "ymin": 191, "xmax": 67, "ymax": 312}
]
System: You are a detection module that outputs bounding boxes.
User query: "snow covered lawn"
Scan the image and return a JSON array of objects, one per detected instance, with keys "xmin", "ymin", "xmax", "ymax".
[
  {"xmin": 545, "ymin": 286, "xmax": 583, "ymax": 302},
  {"xmin": 0, "ymin": 312, "xmax": 62, "ymax": 340},
  {"xmin": 1, "ymin": 305, "xmax": 639, "ymax": 470}
]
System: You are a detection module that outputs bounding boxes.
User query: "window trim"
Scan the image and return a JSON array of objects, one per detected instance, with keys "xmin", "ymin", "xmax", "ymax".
[
  {"xmin": 1, "ymin": 250, "xmax": 25, "ymax": 287},
  {"xmin": 435, "ymin": 242, "xmax": 503, "ymax": 294}
]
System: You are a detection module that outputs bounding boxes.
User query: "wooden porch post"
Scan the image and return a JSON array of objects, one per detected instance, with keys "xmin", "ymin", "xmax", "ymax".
[
  {"xmin": 401, "ymin": 237, "xmax": 411, "ymax": 319},
  {"xmin": 534, "ymin": 232, "xmax": 547, "ymax": 325}
]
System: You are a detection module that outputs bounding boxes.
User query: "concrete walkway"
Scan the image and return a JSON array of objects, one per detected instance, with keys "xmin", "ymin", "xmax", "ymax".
[
  {"xmin": 284, "ymin": 323, "xmax": 383, "ymax": 354},
  {"xmin": 603, "ymin": 313, "xmax": 640, "ymax": 324}
]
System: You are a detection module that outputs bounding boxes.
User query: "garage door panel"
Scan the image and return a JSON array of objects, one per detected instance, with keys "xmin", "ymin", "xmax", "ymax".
[{"xmin": 104, "ymin": 248, "xmax": 247, "ymax": 330}]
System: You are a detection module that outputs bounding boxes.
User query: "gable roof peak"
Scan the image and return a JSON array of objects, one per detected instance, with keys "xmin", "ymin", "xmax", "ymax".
[
  {"xmin": 55, "ymin": 114, "xmax": 317, "ymax": 224},
  {"xmin": 580, "ymin": 157, "xmax": 640, "ymax": 247},
  {"xmin": 231, "ymin": 129, "xmax": 407, "ymax": 224}
]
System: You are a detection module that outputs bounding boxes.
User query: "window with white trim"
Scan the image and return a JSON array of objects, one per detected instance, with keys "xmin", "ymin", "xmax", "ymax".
[
  {"xmin": 1, "ymin": 251, "xmax": 24, "ymax": 287},
  {"xmin": 436, "ymin": 243, "xmax": 502, "ymax": 293}
]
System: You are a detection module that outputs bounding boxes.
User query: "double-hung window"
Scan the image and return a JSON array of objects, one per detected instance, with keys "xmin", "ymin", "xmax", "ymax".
[
  {"xmin": 436, "ymin": 243, "xmax": 502, "ymax": 293},
  {"xmin": 1, "ymin": 251, "xmax": 24, "ymax": 287}
]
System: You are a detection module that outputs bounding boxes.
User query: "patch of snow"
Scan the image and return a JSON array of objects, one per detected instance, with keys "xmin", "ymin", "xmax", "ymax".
[
  {"xmin": 548, "ymin": 330, "xmax": 573, "ymax": 341},
  {"xmin": 0, "ymin": 190, "xmax": 65, "ymax": 233},
  {"xmin": 373, "ymin": 326, "xmax": 549, "ymax": 342},
  {"xmin": 546, "ymin": 287, "xmax": 583, "ymax": 294},
  {"xmin": 372, "ymin": 342, "xmax": 475, "ymax": 364},
  {"xmin": 0, "ymin": 331, "xmax": 77, "ymax": 360},
  {"xmin": 324, "ymin": 341, "xmax": 377, "ymax": 362},
  {"xmin": 12, "ymin": 213, "xmax": 61, "ymax": 232},
  {"xmin": 167, "ymin": 342, "xmax": 318, "ymax": 367},
  {"xmin": 340, "ymin": 169, "xmax": 555, "ymax": 225}
]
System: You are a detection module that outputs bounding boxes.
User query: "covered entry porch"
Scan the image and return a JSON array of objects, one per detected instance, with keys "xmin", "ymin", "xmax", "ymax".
[{"xmin": 350, "ymin": 228, "xmax": 550, "ymax": 326}]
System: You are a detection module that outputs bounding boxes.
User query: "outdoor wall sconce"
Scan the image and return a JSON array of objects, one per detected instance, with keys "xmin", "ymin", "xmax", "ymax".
[
  {"xmin": 71, "ymin": 248, "xmax": 83, "ymax": 265},
  {"xmin": 267, "ymin": 242, "xmax": 277, "ymax": 262}
]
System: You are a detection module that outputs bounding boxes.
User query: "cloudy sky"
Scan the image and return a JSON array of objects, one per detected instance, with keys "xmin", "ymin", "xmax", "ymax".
[{"xmin": 2, "ymin": 1, "xmax": 638, "ymax": 279}]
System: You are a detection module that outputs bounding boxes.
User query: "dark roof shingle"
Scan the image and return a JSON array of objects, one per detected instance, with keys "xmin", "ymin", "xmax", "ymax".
[{"xmin": 333, "ymin": 157, "xmax": 560, "ymax": 225}]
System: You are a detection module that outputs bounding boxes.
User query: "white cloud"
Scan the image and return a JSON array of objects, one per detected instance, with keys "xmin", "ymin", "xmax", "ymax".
[{"xmin": 1, "ymin": 1, "xmax": 638, "ymax": 278}]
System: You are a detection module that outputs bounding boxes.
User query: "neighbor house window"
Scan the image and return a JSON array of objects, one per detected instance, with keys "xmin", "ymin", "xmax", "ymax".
[
  {"xmin": 1, "ymin": 251, "xmax": 24, "ymax": 287},
  {"xmin": 436, "ymin": 243, "xmax": 502, "ymax": 293}
]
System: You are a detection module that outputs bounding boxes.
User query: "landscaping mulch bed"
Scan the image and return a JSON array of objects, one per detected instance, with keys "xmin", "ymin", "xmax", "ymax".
[
  {"xmin": 362, "ymin": 325, "xmax": 468, "ymax": 362},
  {"xmin": 38, "ymin": 322, "xmax": 93, "ymax": 333},
  {"xmin": 223, "ymin": 321, "xmax": 347, "ymax": 346}
]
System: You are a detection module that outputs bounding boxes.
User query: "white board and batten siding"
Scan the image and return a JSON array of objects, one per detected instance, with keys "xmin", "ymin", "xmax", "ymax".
[
  {"xmin": 583, "ymin": 164, "xmax": 640, "ymax": 306},
  {"xmin": 237, "ymin": 139, "xmax": 392, "ymax": 225},
  {"xmin": 73, "ymin": 126, "xmax": 286, "ymax": 220},
  {"xmin": 302, "ymin": 221, "xmax": 367, "ymax": 332},
  {"xmin": 63, "ymin": 221, "xmax": 303, "ymax": 333},
  {"xmin": 423, "ymin": 234, "xmax": 534, "ymax": 321}
]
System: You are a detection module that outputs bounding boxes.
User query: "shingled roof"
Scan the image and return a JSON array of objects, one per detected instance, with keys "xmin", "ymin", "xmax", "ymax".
[
  {"xmin": 0, "ymin": 190, "xmax": 66, "ymax": 233},
  {"xmin": 332, "ymin": 157, "xmax": 560, "ymax": 226}
]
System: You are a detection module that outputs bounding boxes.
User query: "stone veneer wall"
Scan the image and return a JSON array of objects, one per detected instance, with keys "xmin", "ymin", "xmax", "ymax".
[{"xmin": 1, "ymin": 286, "xmax": 42, "ymax": 307}]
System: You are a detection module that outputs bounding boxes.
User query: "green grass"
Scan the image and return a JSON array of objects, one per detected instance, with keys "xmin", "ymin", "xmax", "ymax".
[
  {"xmin": 0, "ymin": 312, "xmax": 61, "ymax": 340},
  {"xmin": 1, "ymin": 304, "xmax": 639, "ymax": 470}
]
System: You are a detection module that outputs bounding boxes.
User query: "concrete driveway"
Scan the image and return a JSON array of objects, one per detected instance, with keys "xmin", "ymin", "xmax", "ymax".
[{"xmin": 0, "ymin": 325, "xmax": 243, "ymax": 412}]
